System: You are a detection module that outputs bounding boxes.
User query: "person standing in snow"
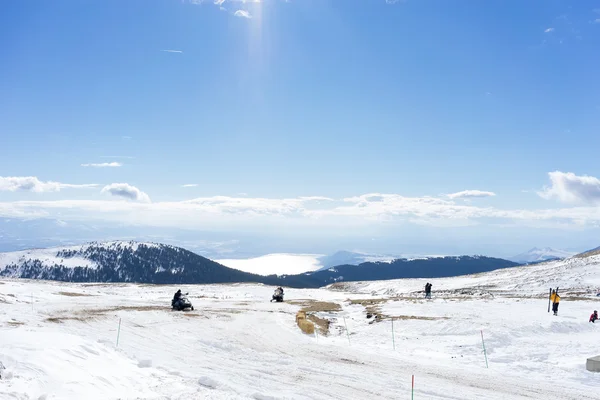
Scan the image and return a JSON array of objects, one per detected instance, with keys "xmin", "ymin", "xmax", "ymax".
[
  {"xmin": 425, "ymin": 283, "xmax": 432, "ymax": 299},
  {"xmin": 590, "ymin": 310, "xmax": 598, "ymax": 323},
  {"xmin": 550, "ymin": 289, "xmax": 560, "ymax": 316}
]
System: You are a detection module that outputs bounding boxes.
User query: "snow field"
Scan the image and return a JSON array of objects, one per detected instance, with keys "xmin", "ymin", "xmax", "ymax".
[{"xmin": 1, "ymin": 254, "xmax": 600, "ymax": 400}]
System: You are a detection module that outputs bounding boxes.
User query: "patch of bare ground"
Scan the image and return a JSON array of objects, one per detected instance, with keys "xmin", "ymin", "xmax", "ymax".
[
  {"xmin": 46, "ymin": 316, "xmax": 93, "ymax": 324},
  {"xmin": 0, "ymin": 281, "xmax": 5, "ymax": 284},
  {"xmin": 307, "ymin": 314, "xmax": 331, "ymax": 335},
  {"xmin": 182, "ymin": 313, "xmax": 207, "ymax": 318},
  {"xmin": 57, "ymin": 291, "xmax": 93, "ymax": 297},
  {"xmin": 7, "ymin": 320, "xmax": 25, "ymax": 326},
  {"xmin": 81, "ymin": 283, "xmax": 130, "ymax": 288},
  {"xmin": 574, "ymin": 248, "xmax": 600, "ymax": 258},
  {"xmin": 338, "ymin": 358, "xmax": 365, "ymax": 365},
  {"xmin": 295, "ymin": 311, "xmax": 315, "ymax": 334},
  {"xmin": 288, "ymin": 300, "xmax": 342, "ymax": 335},
  {"xmin": 393, "ymin": 315, "xmax": 449, "ymax": 321},
  {"xmin": 327, "ymin": 282, "xmax": 354, "ymax": 292},
  {"xmin": 87, "ymin": 305, "xmax": 165, "ymax": 314},
  {"xmin": 6, "ymin": 294, "xmax": 15, "ymax": 297},
  {"xmin": 288, "ymin": 300, "xmax": 342, "ymax": 312}
]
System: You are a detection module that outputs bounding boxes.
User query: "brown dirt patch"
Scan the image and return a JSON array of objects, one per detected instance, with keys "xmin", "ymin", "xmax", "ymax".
[
  {"xmin": 288, "ymin": 300, "xmax": 342, "ymax": 312},
  {"xmin": 296, "ymin": 311, "xmax": 315, "ymax": 334},
  {"xmin": 574, "ymin": 248, "xmax": 600, "ymax": 258},
  {"xmin": 288, "ymin": 300, "xmax": 341, "ymax": 335},
  {"xmin": 7, "ymin": 320, "xmax": 25, "ymax": 326},
  {"xmin": 307, "ymin": 314, "xmax": 331, "ymax": 335},
  {"xmin": 182, "ymin": 313, "xmax": 206, "ymax": 318},
  {"xmin": 87, "ymin": 305, "xmax": 165, "ymax": 314},
  {"xmin": 58, "ymin": 291, "xmax": 93, "ymax": 297},
  {"xmin": 392, "ymin": 315, "xmax": 449, "ymax": 321},
  {"xmin": 46, "ymin": 316, "xmax": 92, "ymax": 323}
]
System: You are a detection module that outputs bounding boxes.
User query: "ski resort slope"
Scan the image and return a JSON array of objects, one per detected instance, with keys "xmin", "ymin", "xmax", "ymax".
[{"xmin": 1, "ymin": 256, "xmax": 600, "ymax": 400}]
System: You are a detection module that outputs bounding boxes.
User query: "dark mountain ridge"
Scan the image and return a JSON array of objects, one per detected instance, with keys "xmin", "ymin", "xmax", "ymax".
[{"xmin": 0, "ymin": 241, "xmax": 521, "ymax": 288}]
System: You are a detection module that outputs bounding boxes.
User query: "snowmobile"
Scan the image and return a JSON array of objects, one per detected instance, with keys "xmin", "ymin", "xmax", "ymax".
[
  {"xmin": 270, "ymin": 288, "xmax": 284, "ymax": 303},
  {"xmin": 172, "ymin": 293, "xmax": 194, "ymax": 311}
]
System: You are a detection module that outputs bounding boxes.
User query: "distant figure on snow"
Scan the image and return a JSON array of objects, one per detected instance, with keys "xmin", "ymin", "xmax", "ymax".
[
  {"xmin": 425, "ymin": 282, "xmax": 432, "ymax": 299},
  {"xmin": 590, "ymin": 310, "xmax": 598, "ymax": 323},
  {"xmin": 271, "ymin": 287, "xmax": 284, "ymax": 302},
  {"xmin": 550, "ymin": 290, "xmax": 560, "ymax": 316}
]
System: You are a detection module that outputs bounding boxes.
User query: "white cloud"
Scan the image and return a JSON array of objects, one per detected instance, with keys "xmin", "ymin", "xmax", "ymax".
[
  {"xmin": 81, "ymin": 162, "xmax": 123, "ymax": 168},
  {"xmin": 182, "ymin": 184, "xmax": 198, "ymax": 187},
  {"xmin": 538, "ymin": 171, "xmax": 600, "ymax": 204},
  {"xmin": 447, "ymin": 190, "xmax": 496, "ymax": 200},
  {"xmin": 161, "ymin": 49, "xmax": 183, "ymax": 53},
  {"xmin": 234, "ymin": 10, "xmax": 252, "ymax": 18},
  {"xmin": 122, "ymin": 136, "xmax": 132, "ymax": 140},
  {"xmin": 3, "ymin": 172, "xmax": 600, "ymax": 230},
  {"xmin": 545, "ymin": 28, "xmax": 555, "ymax": 33},
  {"xmin": 2, "ymin": 193, "xmax": 600, "ymax": 231},
  {"xmin": 0, "ymin": 176, "xmax": 98, "ymax": 193},
  {"xmin": 101, "ymin": 183, "xmax": 151, "ymax": 203},
  {"xmin": 595, "ymin": 19, "xmax": 600, "ymax": 24}
]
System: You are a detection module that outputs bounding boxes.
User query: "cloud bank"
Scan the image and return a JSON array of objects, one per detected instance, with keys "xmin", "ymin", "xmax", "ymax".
[
  {"xmin": 1, "ymin": 171, "xmax": 600, "ymax": 231},
  {"xmin": 0, "ymin": 177, "xmax": 98, "ymax": 193}
]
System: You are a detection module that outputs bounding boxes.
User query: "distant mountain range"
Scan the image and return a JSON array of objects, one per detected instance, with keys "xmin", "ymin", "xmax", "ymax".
[
  {"xmin": 508, "ymin": 247, "xmax": 575, "ymax": 264},
  {"xmin": 0, "ymin": 241, "xmax": 526, "ymax": 288}
]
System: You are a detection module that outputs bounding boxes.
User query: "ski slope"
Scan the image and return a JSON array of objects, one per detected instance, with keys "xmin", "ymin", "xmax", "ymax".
[{"xmin": 1, "ymin": 256, "xmax": 600, "ymax": 399}]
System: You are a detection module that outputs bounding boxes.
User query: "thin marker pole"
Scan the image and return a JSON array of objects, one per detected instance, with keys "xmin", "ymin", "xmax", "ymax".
[
  {"xmin": 392, "ymin": 318, "xmax": 396, "ymax": 350},
  {"xmin": 480, "ymin": 330, "xmax": 488, "ymax": 368},
  {"xmin": 411, "ymin": 375, "xmax": 414, "ymax": 400},
  {"xmin": 343, "ymin": 317, "xmax": 350, "ymax": 346},
  {"xmin": 116, "ymin": 318, "xmax": 122, "ymax": 347}
]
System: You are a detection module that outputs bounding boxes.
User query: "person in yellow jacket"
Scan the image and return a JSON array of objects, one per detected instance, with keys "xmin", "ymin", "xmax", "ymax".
[{"xmin": 550, "ymin": 290, "xmax": 560, "ymax": 315}]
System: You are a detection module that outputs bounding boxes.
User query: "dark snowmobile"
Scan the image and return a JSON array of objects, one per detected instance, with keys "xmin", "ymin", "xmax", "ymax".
[
  {"xmin": 270, "ymin": 287, "xmax": 284, "ymax": 303},
  {"xmin": 172, "ymin": 293, "xmax": 194, "ymax": 311}
]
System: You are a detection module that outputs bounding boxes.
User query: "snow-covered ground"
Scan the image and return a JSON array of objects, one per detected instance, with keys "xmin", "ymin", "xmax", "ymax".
[
  {"xmin": 216, "ymin": 253, "xmax": 325, "ymax": 276},
  {"xmin": 2, "ymin": 255, "xmax": 600, "ymax": 399}
]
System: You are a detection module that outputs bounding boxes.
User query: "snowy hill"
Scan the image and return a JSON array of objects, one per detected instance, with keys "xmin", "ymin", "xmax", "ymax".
[
  {"xmin": 509, "ymin": 247, "xmax": 575, "ymax": 264},
  {"xmin": 1, "ymin": 255, "xmax": 600, "ymax": 399},
  {"xmin": 0, "ymin": 241, "xmax": 317, "ymax": 287}
]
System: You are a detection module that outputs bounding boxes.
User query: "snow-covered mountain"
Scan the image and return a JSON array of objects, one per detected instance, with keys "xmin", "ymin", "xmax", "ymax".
[
  {"xmin": 509, "ymin": 247, "xmax": 575, "ymax": 264},
  {"xmin": 0, "ymin": 241, "xmax": 524, "ymax": 287},
  {"xmin": 0, "ymin": 241, "xmax": 315, "ymax": 286}
]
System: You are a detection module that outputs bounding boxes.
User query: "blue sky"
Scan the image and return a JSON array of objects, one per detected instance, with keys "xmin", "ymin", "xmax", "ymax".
[{"xmin": 1, "ymin": 0, "xmax": 600, "ymax": 256}]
